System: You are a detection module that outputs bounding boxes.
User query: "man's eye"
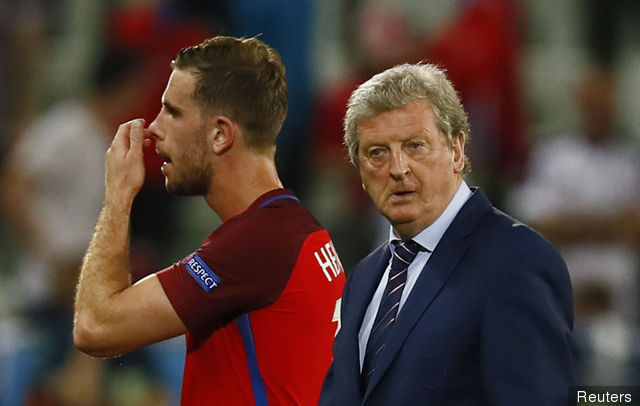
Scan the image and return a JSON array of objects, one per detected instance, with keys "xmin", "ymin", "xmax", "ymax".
[
  {"xmin": 364, "ymin": 147, "xmax": 388, "ymax": 167},
  {"xmin": 369, "ymin": 148, "xmax": 384, "ymax": 157},
  {"xmin": 162, "ymin": 105, "xmax": 180, "ymax": 117},
  {"xmin": 368, "ymin": 148, "xmax": 388, "ymax": 161}
]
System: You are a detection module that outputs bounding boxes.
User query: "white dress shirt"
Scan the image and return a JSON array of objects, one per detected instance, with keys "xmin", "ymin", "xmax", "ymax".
[{"xmin": 358, "ymin": 181, "xmax": 472, "ymax": 370}]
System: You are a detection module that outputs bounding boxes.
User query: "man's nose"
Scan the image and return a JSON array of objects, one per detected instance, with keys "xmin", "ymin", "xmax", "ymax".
[
  {"xmin": 148, "ymin": 116, "xmax": 161, "ymax": 139},
  {"xmin": 389, "ymin": 150, "xmax": 409, "ymax": 180}
]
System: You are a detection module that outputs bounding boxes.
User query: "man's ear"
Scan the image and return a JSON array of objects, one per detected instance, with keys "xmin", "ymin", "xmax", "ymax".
[
  {"xmin": 451, "ymin": 132, "xmax": 466, "ymax": 173},
  {"xmin": 210, "ymin": 116, "xmax": 236, "ymax": 155}
]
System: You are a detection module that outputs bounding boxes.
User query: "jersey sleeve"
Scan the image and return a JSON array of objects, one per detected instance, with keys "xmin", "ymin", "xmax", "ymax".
[{"xmin": 157, "ymin": 210, "xmax": 309, "ymax": 333}]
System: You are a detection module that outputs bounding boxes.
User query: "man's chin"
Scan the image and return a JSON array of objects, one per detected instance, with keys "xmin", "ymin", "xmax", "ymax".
[{"xmin": 383, "ymin": 206, "xmax": 418, "ymax": 224}]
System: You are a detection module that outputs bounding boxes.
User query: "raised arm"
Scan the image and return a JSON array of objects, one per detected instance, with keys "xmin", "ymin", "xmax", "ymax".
[{"xmin": 73, "ymin": 119, "xmax": 186, "ymax": 357}]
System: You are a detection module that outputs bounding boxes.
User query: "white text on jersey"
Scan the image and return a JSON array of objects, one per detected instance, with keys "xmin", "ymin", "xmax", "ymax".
[{"xmin": 314, "ymin": 241, "xmax": 344, "ymax": 282}]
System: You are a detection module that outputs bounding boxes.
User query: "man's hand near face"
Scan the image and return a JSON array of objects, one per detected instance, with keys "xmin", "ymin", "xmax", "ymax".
[{"xmin": 73, "ymin": 119, "xmax": 186, "ymax": 358}]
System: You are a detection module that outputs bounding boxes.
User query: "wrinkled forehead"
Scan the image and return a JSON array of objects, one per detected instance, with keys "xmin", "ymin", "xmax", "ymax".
[{"xmin": 357, "ymin": 99, "xmax": 438, "ymax": 132}]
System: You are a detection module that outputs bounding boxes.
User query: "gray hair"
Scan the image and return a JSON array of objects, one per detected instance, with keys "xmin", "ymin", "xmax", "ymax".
[{"xmin": 344, "ymin": 63, "xmax": 471, "ymax": 173}]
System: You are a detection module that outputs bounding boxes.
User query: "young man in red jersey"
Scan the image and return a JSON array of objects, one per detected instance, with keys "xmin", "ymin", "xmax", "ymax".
[{"xmin": 73, "ymin": 36, "xmax": 346, "ymax": 405}]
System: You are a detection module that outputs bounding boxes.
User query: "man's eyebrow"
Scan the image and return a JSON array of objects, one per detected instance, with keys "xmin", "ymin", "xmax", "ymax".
[{"xmin": 409, "ymin": 130, "xmax": 432, "ymax": 138}]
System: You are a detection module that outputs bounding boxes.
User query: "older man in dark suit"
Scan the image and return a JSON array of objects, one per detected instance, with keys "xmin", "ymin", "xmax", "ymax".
[{"xmin": 319, "ymin": 63, "xmax": 575, "ymax": 405}]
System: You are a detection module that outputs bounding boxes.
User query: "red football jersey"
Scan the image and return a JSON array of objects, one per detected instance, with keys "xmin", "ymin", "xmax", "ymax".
[{"xmin": 157, "ymin": 189, "xmax": 346, "ymax": 405}]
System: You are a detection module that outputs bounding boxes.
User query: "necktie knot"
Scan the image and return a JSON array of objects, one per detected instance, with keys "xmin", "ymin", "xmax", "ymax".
[{"xmin": 390, "ymin": 240, "xmax": 426, "ymax": 274}]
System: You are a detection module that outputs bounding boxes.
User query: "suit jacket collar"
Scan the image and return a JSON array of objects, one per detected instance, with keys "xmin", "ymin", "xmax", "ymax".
[
  {"xmin": 362, "ymin": 187, "xmax": 493, "ymax": 402},
  {"xmin": 334, "ymin": 242, "xmax": 391, "ymax": 404},
  {"xmin": 349, "ymin": 244, "xmax": 392, "ymax": 334}
]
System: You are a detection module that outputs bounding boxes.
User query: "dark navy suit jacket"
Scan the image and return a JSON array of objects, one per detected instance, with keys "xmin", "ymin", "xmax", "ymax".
[{"xmin": 319, "ymin": 188, "xmax": 575, "ymax": 405}]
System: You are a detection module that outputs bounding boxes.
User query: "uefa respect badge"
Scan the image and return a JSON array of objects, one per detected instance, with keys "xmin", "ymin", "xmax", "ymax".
[{"xmin": 182, "ymin": 253, "xmax": 221, "ymax": 293}]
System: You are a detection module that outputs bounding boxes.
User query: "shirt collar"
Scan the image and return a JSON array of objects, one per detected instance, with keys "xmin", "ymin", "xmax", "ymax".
[
  {"xmin": 247, "ymin": 188, "xmax": 295, "ymax": 210},
  {"xmin": 388, "ymin": 181, "xmax": 472, "ymax": 252}
]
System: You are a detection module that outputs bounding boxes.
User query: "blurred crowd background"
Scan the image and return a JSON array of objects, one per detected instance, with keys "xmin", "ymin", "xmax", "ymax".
[{"xmin": 0, "ymin": 0, "xmax": 639, "ymax": 405}]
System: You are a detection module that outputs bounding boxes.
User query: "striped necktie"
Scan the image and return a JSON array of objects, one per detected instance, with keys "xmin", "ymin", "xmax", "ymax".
[{"xmin": 362, "ymin": 239, "xmax": 427, "ymax": 388}]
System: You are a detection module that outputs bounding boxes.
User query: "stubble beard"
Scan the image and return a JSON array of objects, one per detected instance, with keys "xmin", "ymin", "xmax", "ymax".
[
  {"xmin": 165, "ymin": 127, "xmax": 212, "ymax": 196},
  {"xmin": 166, "ymin": 163, "xmax": 212, "ymax": 196}
]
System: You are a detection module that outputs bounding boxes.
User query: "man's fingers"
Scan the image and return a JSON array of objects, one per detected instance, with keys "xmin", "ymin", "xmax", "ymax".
[
  {"xmin": 110, "ymin": 119, "xmax": 146, "ymax": 155},
  {"xmin": 129, "ymin": 119, "xmax": 145, "ymax": 151},
  {"xmin": 111, "ymin": 122, "xmax": 131, "ymax": 152},
  {"xmin": 105, "ymin": 119, "xmax": 147, "ymax": 199}
]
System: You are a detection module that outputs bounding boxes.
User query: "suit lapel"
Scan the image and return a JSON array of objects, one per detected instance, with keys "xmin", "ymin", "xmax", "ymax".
[
  {"xmin": 362, "ymin": 189, "xmax": 492, "ymax": 402},
  {"xmin": 346, "ymin": 244, "xmax": 391, "ymax": 332},
  {"xmin": 335, "ymin": 244, "xmax": 391, "ymax": 403}
]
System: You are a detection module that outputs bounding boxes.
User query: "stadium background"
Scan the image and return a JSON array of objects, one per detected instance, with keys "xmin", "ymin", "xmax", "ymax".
[{"xmin": 1, "ymin": 0, "xmax": 639, "ymax": 404}]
